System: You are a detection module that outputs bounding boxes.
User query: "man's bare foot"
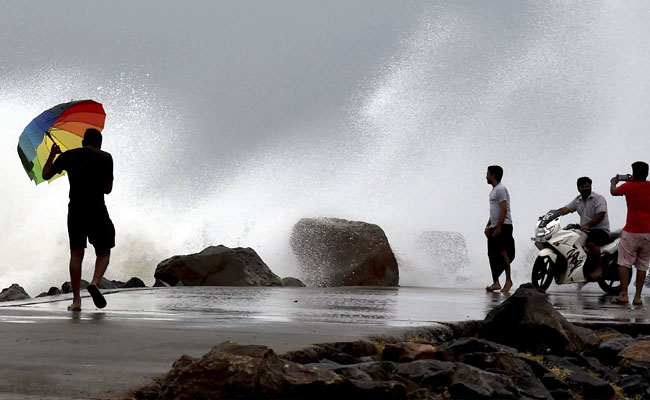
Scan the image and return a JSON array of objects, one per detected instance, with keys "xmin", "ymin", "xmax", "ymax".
[
  {"xmin": 501, "ymin": 280, "xmax": 513, "ymax": 293},
  {"xmin": 67, "ymin": 303, "xmax": 81, "ymax": 312},
  {"xmin": 633, "ymin": 297, "xmax": 643, "ymax": 306},
  {"xmin": 486, "ymin": 283, "xmax": 501, "ymax": 292},
  {"xmin": 611, "ymin": 297, "xmax": 629, "ymax": 305}
]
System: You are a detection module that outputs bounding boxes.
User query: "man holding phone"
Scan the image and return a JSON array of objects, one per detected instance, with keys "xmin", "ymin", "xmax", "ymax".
[{"xmin": 610, "ymin": 161, "xmax": 650, "ymax": 305}]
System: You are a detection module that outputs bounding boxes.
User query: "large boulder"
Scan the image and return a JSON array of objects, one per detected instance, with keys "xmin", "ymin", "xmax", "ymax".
[
  {"xmin": 290, "ymin": 217, "xmax": 399, "ymax": 287},
  {"xmin": 154, "ymin": 245, "xmax": 282, "ymax": 287},
  {"xmin": 0, "ymin": 284, "xmax": 30, "ymax": 302},
  {"xmin": 478, "ymin": 284, "xmax": 599, "ymax": 354}
]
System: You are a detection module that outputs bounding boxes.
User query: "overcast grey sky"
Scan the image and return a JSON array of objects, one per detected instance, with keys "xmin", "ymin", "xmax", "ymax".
[{"xmin": 1, "ymin": 0, "xmax": 430, "ymax": 160}]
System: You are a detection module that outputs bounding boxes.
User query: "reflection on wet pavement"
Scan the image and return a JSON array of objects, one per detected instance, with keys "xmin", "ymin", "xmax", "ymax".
[{"xmin": 1, "ymin": 286, "xmax": 648, "ymax": 327}]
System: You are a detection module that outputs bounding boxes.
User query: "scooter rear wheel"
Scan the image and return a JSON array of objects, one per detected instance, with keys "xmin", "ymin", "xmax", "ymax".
[
  {"xmin": 597, "ymin": 267, "xmax": 631, "ymax": 295},
  {"xmin": 532, "ymin": 255, "xmax": 554, "ymax": 290}
]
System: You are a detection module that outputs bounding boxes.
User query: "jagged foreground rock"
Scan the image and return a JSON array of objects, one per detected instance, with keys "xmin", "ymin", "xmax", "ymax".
[
  {"xmin": 479, "ymin": 283, "xmax": 600, "ymax": 354},
  {"xmin": 290, "ymin": 217, "xmax": 399, "ymax": 287},
  {"xmin": 131, "ymin": 284, "xmax": 650, "ymax": 399}
]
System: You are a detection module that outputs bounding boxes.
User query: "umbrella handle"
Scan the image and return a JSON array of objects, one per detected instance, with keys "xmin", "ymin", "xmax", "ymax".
[{"xmin": 46, "ymin": 132, "xmax": 60, "ymax": 151}]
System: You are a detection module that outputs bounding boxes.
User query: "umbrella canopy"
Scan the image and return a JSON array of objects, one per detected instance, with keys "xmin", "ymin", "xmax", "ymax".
[{"xmin": 17, "ymin": 100, "xmax": 106, "ymax": 184}]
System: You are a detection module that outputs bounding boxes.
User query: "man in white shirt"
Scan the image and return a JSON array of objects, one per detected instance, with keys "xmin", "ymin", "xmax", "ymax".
[
  {"xmin": 557, "ymin": 176, "xmax": 610, "ymax": 280},
  {"xmin": 485, "ymin": 165, "xmax": 515, "ymax": 293}
]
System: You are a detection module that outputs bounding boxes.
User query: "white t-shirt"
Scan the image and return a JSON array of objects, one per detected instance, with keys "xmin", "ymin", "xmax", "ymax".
[{"xmin": 489, "ymin": 182, "xmax": 512, "ymax": 228}]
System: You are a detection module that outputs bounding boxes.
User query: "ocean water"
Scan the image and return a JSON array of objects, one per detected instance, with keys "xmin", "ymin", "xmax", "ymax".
[{"xmin": 1, "ymin": 1, "xmax": 650, "ymax": 296}]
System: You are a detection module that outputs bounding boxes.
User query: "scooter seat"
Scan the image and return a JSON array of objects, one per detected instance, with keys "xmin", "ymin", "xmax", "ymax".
[
  {"xmin": 609, "ymin": 229, "xmax": 622, "ymax": 241},
  {"xmin": 601, "ymin": 235, "xmax": 620, "ymax": 254}
]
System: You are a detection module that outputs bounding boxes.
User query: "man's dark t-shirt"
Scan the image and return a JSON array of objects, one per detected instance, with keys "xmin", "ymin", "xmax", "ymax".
[{"xmin": 50, "ymin": 147, "xmax": 113, "ymax": 211}]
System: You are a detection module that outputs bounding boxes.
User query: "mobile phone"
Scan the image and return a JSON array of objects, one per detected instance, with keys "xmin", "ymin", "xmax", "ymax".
[{"xmin": 617, "ymin": 174, "xmax": 630, "ymax": 182}]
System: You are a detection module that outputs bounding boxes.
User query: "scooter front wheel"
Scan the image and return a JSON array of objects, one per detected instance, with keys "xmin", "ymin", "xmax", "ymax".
[{"xmin": 532, "ymin": 255, "xmax": 554, "ymax": 291}]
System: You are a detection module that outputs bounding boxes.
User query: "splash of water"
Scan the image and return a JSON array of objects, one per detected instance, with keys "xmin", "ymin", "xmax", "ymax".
[{"xmin": 2, "ymin": 2, "xmax": 650, "ymax": 296}]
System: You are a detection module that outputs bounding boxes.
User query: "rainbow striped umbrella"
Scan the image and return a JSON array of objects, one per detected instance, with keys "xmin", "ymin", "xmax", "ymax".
[{"xmin": 17, "ymin": 100, "xmax": 106, "ymax": 185}]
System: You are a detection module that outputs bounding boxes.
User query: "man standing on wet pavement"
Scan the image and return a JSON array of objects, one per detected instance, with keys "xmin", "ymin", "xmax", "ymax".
[
  {"xmin": 485, "ymin": 165, "xmax": 515, "ymax": 293},
  {"xmin": 42, "ymin": 128, "xmax": 115, "ymax": 311},
  {"xmin": 610, "ymin": 161, "xmax": 650, "ymax": 306}
]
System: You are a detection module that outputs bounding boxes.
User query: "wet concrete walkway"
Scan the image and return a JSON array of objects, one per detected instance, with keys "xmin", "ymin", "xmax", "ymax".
[{"xmin": 0, "ymin": 286, "xmax": 647, "ymax": 399}]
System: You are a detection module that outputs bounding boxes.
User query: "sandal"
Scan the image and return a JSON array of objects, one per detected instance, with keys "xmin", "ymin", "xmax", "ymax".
[
  {"xmin": 67, "ymin": 305, "xmax": 81, "ymax": 312},
  {"xmin": 87, "ymin": 284, "xmax": 107, "ymax": 309},
  {"xmin": 632, "ymin": 300, "xmax": 643, "ymax": 306},
  {"xmin": 611, "ymin": 298, "xmax": 629, "ymax": 305}
]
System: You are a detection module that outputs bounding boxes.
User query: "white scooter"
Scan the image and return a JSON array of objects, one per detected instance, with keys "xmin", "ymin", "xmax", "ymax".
[{"xmin": 531, "ymin": 209, "xmax": 625, "ymax": 294}]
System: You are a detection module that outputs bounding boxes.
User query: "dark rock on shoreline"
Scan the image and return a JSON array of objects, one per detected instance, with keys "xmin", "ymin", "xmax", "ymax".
[
  {"xmin": 281, "ymin": 277, "xmax": 306, "ymax": 287},
  {"xmin": 154, "ymin": 245, "xmax": 282, "ymax": 287},
  {"xmin": 62, "ymin": 279, "xmax": 89, "ymax": 293},
  {"xmin": 36, "ymin": 286, "xmax": 62, "ymax": 298},
  {"xmin": 290, "ymin": 217, "xmax": 399, "ymax": 287},
  {"xmin": 120, "ymin": 277, "xmax": 146, "ymax": 288},
  {"xmin": 0, "ymin": 284, "xmax": 30, "ymax": 302},
  {"xmin": 131, "ymin": 341, "xmax": 409, "ymax": 399},
  {"xmin": 383, "ymin": 342, "xmax": 437, "ymax": 362},
  {"xmin": 98, "ymin": 277, "xmax": 124, "ymax": 289},
  {"xmin": 479, "ymin": 284, "xmax": 599, "ymax": 354}
]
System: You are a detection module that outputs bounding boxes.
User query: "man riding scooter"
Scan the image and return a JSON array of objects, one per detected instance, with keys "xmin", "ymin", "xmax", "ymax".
[{"xmin": 556, "ymin": 177, "xmax": 610, "ymax": 280}]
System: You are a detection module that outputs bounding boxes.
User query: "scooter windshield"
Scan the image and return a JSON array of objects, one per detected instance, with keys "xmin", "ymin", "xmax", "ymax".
[{"xmin": 538, "ymin": 209, "xmax": 562, "ymax": 228}]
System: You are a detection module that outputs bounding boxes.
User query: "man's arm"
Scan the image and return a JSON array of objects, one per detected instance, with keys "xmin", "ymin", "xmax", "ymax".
[
  {"xmin": 581, "ymin": 212, "xmax": 606, "ymax": 231},
  {"xmin": 610, "ymin": 176, "xmax": 622, "ymax": 196},
  {"xmin": 492, "ymin": 200, "xmax": 507, "ymax": 237},
  {"xmin": 103, "ymin": 154, "xmax": 113, "ymax": 194},
  {"xmin": 558, "ymin": 207, "xmax": 571, "ymax": 215},
  {"xmin": 41, "ymin": 144, "xmax": 61, "ymax": 180}
]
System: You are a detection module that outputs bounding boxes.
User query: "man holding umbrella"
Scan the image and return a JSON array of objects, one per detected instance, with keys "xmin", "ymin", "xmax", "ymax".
[{"xmin": 42, "ymin": 128, "xmax": 114, "ymax": 311}]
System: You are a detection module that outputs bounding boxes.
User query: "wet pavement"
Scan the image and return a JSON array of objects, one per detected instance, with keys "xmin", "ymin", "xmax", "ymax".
[
  {"xmin": 2, "ymin": 285, "xmax": 648, "ymax": 327},
  {"xmin": 0, "ymin": 286, "xmax": 647, "ymax": 399}
]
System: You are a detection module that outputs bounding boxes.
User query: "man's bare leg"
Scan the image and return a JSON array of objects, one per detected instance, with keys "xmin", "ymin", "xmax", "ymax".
[
  {"xmin": 69, "ymin": 249, "xmax": 84, "ymax": 311},
  {"xmin": 633, "ymin": 269, "xmax": 646, "ymax": 305},
  {"xmin": 89, "ymin": 250, "xmax": 110, "ymax": 287},
  {"xmin": 500, "ymin": 251, "xmax": 513, "ymax": 293},
  {"xmin": 615, "ymin": 265, "xmax": 631, "ymax": 303},
  {"xmin": 586, "ymin": 242, "xmax": 602, "ymax": 280}
]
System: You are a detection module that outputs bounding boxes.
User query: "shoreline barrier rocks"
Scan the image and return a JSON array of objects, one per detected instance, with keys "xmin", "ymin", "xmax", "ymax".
[
  {"xmin": 130, "ymin": 284, "xmax": 650, "ymax": 399},
  {"xmin": 154, "ymin": 245, "xmax": 304, "ymax": 287},
  {"xmin": 0, "ymin": 283, "xmax": 30, "ymax": 302},
  {"xmin": 290, "ymin": 217, "xmax": 399, "ymax": 287}
]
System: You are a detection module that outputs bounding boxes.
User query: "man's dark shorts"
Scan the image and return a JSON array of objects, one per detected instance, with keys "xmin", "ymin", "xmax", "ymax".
[
  {"xmin": 587, "ymin": 229, "xmax": 610, "ymax": 247},
  {"xmin": 68, "ymin": 205, "xmax": 115, "ymax": 255},
  {"xmin": 487, "ymin": 224, "xmax": 516, "ymax": 282}
]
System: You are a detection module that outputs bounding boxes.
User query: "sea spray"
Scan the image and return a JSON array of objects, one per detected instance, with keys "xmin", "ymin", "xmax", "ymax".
[{"xmin": 2, "ymin": 2, "xmax": 650, "ymax": 295}]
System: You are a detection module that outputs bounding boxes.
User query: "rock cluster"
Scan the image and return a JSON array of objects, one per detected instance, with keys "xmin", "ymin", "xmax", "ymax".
[
  {"xmin": 290, "ymin": 217, "xmax": 399, "ymax": 287},
  {"xmin": 132, "ymin": 285, "xmax": 650, "ymax": 399}
]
